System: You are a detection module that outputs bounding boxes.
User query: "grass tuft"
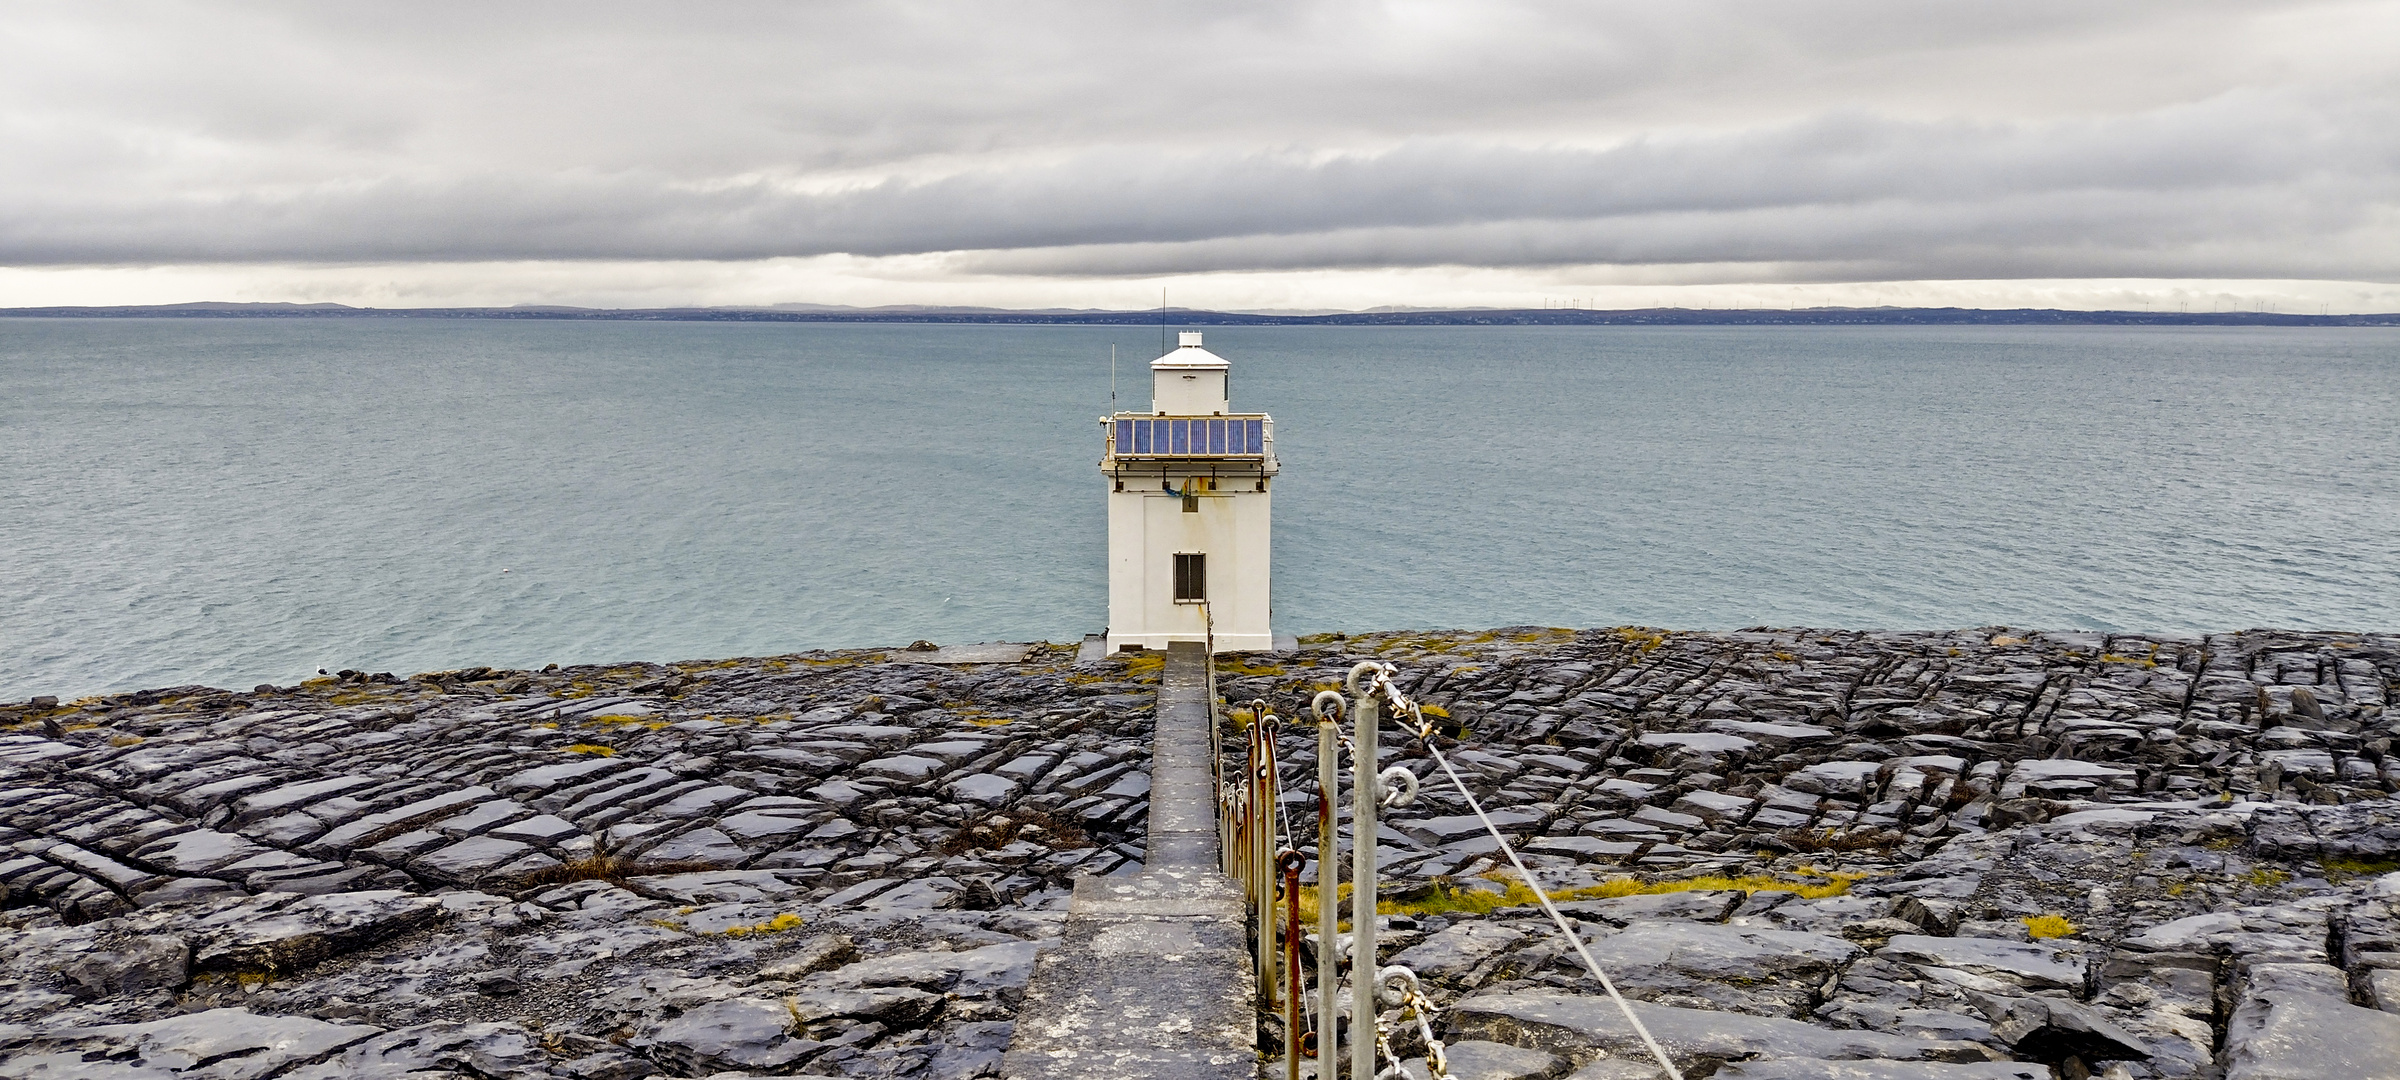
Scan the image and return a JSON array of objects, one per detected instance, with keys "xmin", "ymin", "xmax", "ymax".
[
  {"xmin": 518, "ymin": 853, "xmax": 722, "ymax": 890},
  {"xmin": 1777, "ymin": 828, "xmax": 1904, "ymax": 854},
  {"xmin": 937, "ymin": 808, "xmax": 1092, "ymax": 856}
]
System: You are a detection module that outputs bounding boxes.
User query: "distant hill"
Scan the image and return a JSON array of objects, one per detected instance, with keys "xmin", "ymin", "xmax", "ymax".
[{"xmin": 4, "ymin": 301, "xmax": 2393, "ymax": 327}]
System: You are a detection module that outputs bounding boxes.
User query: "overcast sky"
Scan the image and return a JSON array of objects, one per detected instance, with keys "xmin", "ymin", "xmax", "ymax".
[{"xmin": 4, "ymin": 1, "xmax": 2397, "ymax": 311}]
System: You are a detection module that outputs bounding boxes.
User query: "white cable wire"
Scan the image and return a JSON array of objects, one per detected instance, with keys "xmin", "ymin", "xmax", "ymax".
[{"xmin": 1368, "ymin": 668, "xmax": 1687, "ymax": 1080}]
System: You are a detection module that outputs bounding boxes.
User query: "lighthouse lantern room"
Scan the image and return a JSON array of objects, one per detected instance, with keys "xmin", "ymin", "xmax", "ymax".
[{"xmin": 1102, "ymin": 332, "xmax": 1275, "ymax": 653}]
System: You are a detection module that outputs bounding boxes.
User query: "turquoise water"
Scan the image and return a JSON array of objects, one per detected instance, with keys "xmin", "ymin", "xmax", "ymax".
[{"xmin": 3, "ymin": 319, "xmax": 2396, "ymax": 698}]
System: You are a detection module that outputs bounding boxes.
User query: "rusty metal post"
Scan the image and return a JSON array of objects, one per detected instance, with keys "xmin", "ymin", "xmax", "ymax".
[{"xmin": 1282, "ymin": 851, "xmax": 1304, "ymax": 1080}]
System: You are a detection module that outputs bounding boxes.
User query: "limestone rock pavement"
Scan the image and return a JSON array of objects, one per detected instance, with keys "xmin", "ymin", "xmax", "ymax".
[
  {"xmin": 1231, "ymin": 627, "xmax": 2400, "ymax": 1080},
  {"xmin": 7, "ymin": 627, "xmax": 2400, "ymax": 1078},
  {"xmin": 2, "ymin": 644, "xmax": 1145, "ymax": 1078}
]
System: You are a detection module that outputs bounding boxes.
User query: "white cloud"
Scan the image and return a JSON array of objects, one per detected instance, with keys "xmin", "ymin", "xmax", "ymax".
[{"xmin": 0, "ymin": 1, "xmax": 2394, "ymax": 306}]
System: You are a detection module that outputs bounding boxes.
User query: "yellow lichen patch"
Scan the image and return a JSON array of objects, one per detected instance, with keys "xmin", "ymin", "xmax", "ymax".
[
  {"xmin": 2098, "ymin": 653, "xmax": 2158, "ymax": 668},
  {"xmin": 1504, "ymin": 629, "xmax": 1572, "ymax": 643},
  {"xmin": 1117, "ymin": 653, "xmax": 1165, "ymax": 680},
  {"xmin": 108, "ymin": 735, "xmax": 144, "ymax": 747},
  {"xmin": 2023, "ymin": 914, "xmax": 2077, "ymax": 939},
  {"xmin": 717, "ymin": 912, "xmax": 805, "ymax": 937},
  {"xmin": 1418, "ymin": 704, "xmax": 1451, "ymax": 720},
  {"xmin": 2322, "ymin": 856, "xmax": 2400, "ymax": 883},
  {"xmin": 1309, "ymin": 870, "xmax": 1862, "ymax": 924},
  {"xmin": 1613, "ymin": 627, "xmax": 1667, "ymax": 652},
  {"xmin": 1216, "ymin": 658, "xmax": 1287, "ymax": 677},
  {"xmin": 589, "ymin": 714, "xmax": 667, "ymax": 731},
  {"xmin": 965, "ymin": 716, "xmax": 1013, "ymax": 727},
  {"xmin": 62, "ymin": 721, "xmax": 101, "ymax": 733},
  {"xmin": 1549, "ymin": 872, "xmax": 1861, "ymax": 902},
  {"xmin": 301, "ymin": 677, "xmax": 338, "ymax": 689},
  {"xmin": 565, "ymin": 744, "xmax": 617, "ymax": 757},
  {"xmin": 532, "ymin": 722, "xmax": 559, "ymax": 730},
  {"xmin": 2240, "ymin": 867, "xmax": 2292, "ymax": 888}
]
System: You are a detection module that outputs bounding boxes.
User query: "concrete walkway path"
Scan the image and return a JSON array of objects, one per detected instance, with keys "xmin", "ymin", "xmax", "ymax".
[{"xmin": 1001, "ymin": 641, "xmax": 1257, "ymax": 1079}]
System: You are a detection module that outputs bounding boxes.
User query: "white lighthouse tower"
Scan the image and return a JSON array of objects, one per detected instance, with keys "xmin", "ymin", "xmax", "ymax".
[{"xmin": 1102, "ymin": 332, "xmax": 1276, "ymax": 653}]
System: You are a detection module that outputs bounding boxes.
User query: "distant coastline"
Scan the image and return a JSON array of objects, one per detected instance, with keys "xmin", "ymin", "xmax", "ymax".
[{"xmin": 5, "ymin": 301, "xmax": 2397, "ymax": 327}]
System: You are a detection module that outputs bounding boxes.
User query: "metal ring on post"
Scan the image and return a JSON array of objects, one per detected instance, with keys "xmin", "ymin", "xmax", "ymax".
[
  {"xmin": 1311, "ymin": 690, "xmax": 1345, "ymax": 722},
  {"xmin": 1344, "ymin": 661, "xmax": 1385, "ymax": 696},
  {"xmin": 1376, "ymin": 766, "xmax": 1419, "ymax": 808},
  {"xmin": 1376, "ymin": 965, "xmax": 1423, "ymax": 1008}
]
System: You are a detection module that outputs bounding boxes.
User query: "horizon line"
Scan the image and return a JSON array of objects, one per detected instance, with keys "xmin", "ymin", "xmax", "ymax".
[{"xmin": 2, "ymin": 300, "xmax": 2395, "ymax": 327}]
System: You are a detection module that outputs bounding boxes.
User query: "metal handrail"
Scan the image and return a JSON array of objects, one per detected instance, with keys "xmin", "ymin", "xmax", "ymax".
[
  {"xmin": 1221, "ymin": 658, "xmax": 1679, "ymax": 1080},
  {"xmin": 1222, "ymin": 653, "xmax": 1686, "ymax": 1078},
  {"xmin": 1348, "ymin": 661, "xmax": 1687, "ymax": 1080}
]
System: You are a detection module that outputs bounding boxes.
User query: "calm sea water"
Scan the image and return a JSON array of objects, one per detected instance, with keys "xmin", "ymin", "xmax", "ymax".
[{"xmin": 4, "ymin": 319, "xmax": 2397, "ymax": 698}]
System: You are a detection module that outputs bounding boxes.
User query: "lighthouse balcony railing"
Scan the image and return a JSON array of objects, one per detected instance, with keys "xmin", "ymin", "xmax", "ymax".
[{"xmin": 1103, "ymin": 413, "xmax": 1273, "ymax": 460}]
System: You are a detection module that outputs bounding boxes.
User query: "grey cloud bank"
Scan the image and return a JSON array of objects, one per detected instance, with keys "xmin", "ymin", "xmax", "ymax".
[{"xmin": 2, "ymin": 1, "xmax": 2395, "ymax": 305}]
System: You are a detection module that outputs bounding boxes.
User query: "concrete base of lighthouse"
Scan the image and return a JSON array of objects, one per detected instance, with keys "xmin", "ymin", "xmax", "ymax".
[{"xmin": 1080, "ymin": 632, "xmax": 1295, "ymax": 662}]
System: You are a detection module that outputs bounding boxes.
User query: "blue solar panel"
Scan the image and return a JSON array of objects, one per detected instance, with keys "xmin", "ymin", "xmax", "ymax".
[{"xmin": 1112, "ymin": 416, "xmax": 1267, "ymax": 455}]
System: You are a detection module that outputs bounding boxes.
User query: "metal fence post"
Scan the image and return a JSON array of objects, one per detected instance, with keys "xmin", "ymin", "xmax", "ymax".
[
  {"xmin": 1349, "ymin": 689, "xmax": 1379, "ymax": 1080},
  {"xmin": 1312, "ymin": 693, "xmax": 1342, "ymax": 1073},
  {"xmin": 1254, "ymin": 716, "xmax": 1275, "ymax": 1005}
]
